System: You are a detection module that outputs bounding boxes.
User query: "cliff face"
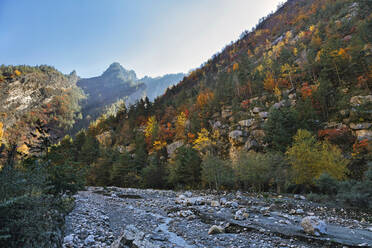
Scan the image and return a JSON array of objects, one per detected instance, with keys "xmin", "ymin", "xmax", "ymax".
[{"xmin": 0, "ymin": 65, "xmax": 85, "ymax": 147}]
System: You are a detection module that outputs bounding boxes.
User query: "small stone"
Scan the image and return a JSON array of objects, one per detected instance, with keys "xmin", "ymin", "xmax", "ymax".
[
  {"xmin": 208, "ymin": 225, "xmax": 225, "ymax": 235},
  {"xmin": 210, "ymin": 200, "xmax": 220, "ymax": 207},
  {"xmin": 84, "ymin": 235, "xmax": 95, "ymax": 245},
  {"xmin": 296, "ymin": 209, "xmax": 304, "ymax": 214}
]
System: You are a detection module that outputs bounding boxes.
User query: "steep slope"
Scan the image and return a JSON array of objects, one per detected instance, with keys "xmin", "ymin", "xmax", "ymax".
[
  {"xmin": 0, "ymin": 65, "xmax": 85, "ymax": 149},
  {"xmin": 37, "ymin": 0, "xmax": 372, "ymax": 198}
]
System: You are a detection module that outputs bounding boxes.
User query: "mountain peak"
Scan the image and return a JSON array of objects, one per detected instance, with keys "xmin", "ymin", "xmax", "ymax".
[{"xmin": 102, "ymin": 62, "xmax": 137, "ymax": 82}]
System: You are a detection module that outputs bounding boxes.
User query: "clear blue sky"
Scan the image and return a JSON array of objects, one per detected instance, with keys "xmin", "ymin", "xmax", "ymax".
[{"xmin": 0, "ymin": 0, "xmax": 282, "ymax": 78}]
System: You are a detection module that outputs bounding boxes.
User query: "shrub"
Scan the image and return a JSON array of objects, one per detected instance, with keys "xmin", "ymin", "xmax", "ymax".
[
  {"xmin": 235, "ymin": 152, "xmax": 271, "ymax": 191},
  {"xmin": 315, "ymin": 173, "xmax": 339, "ymax": 195},
  {"xmin": 337, "ymin": 164, "xmax": 372, "ymax": 209},
  {"xmin": 201, "ymin": 154, "xmax": 234, "ymax": 190}
]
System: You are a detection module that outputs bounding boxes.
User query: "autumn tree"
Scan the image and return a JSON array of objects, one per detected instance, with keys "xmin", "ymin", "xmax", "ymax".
[
  {"xmin": 175, "ymin": 111, "xmax": 187, "ymax": 140},
  {"xmin": 263, "ymin": 71, "xmax": 276, "ymax": 91},
  {"xmin": 286, "ymin": 129, "xmax": 348, "ymax": 186}
]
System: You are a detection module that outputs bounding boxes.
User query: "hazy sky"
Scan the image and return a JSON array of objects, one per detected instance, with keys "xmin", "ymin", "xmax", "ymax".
[{"xmin": 0, "ymin": 0, "xmax": 282, "ymax": 78}]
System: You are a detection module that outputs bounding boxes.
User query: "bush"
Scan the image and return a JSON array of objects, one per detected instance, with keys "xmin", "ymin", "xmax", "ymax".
[
  {"xmin": 337, "ymin": 164, "xmax": 372, "ymax": 209},
  {"xmin": 315, "ymin": 173, "xmax": 339, "ymax": 195},
  {"xmin": 235, "ymin": 152, "xmax": 271, "ymax": 191},
  {"xmin": 201, "ymin": 154, "xmax": 234, "ymax": 190}
]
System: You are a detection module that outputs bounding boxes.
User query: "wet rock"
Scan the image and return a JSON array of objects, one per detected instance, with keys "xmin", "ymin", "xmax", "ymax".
[
  {"xmin": 208, "ymin": 225, "xmax": 225, "ymax": 235},
  {"xmin": 210, "ymin": 200, "xmax": 220, "ymax": 207},
  {"xmin": 301, "ymin": 216, "xmax": 327, "ymax": 236}
]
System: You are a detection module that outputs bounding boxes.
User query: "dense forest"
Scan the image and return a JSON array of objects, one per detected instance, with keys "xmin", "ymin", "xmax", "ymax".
[{"xmin": 0, "ymin": 0, "xmax": 371, "ymax": 246}]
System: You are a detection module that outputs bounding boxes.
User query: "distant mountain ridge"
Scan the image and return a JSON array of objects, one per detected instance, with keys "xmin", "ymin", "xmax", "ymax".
[{"xmin": 74, "ymin": 62, "xmax": 184, "ymax": 131}]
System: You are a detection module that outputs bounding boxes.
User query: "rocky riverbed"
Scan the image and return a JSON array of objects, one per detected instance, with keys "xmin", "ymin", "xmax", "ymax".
[{"xmin": 62, "ymin": 187, "xmax": 372, "ymax": 248}]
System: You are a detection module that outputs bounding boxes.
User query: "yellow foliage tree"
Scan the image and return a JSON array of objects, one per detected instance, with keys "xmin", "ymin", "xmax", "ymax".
[
  {"xmin": 144, "ymin": 116, "xmax": 158, "ymax": 138},
  {"xmin": 175, "ymin": 111, "xmax": 187, "ymax": 140},
  {"xmin": 232, "ymin": 63, "xmax": 239, "ymax": 72},
  {"xmin": 14, "ymin": 69, "xmax": 21, "ymax": 76},
  {"xmin": 274, "ymin": 86, "xmax": 282, "ymax": 101},
  {"xmin": 17, "ymin": 144, "xmax": 29, "ymax": 155},
  {"xmin": 153, "ymin": 140, "xmax": 167, "ymax": 151},
  {"xmin": 286, "ymin": 129, "xmax": 348, "ymax": 185},
  {"xmin": 193, "ymin": 128, "xmax": 215, "ymax": 152},
  {"xmin": 281, "ymin": 63, "xmax": 295, "ymax": 88}
]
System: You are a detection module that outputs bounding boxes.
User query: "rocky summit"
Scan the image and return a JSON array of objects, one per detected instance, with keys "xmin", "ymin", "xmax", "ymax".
[{"xmin": 62, "ymin": 187, "xmax": 372, "ymax": 248}]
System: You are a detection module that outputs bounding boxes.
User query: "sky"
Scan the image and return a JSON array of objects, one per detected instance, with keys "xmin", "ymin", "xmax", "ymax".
[{"xmin": 0, "ymin": 0, "xmax": 283, "ymax": 78}]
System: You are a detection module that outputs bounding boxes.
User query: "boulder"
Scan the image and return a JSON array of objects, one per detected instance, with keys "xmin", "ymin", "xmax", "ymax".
[
  {"xmin": 252, "ymin": 107, "xmax": 261, "ymax": 114},
  {"xmin": 238, "ymin": 119, "xmax": 255, "ymax": 127},
  {"xmin": 166, "ymin": 140, "xmax": 184, "ymax": 156},
  {"xmin": 350, "ymin": 123, "xmax": 371, "ymax": 130},
  {"xmin": 251, "ymin": 130, "xmax": 265, "ymax": 143},
  {"xmin": 210, "ymin": 200, "xmax": 220, "ymax": 207},
  {"xmin": 350, "ymin": 95, "xmax": 372, "ymax": 107},
  {"xmin": 208, "ymin": 225, "xmax": 225, "ymax": 235},
  {"xmin": 259, "ymin": 112, "xmax": 268, "ymax": 119},
  {"xmin": 356, "ymin": 130, "xmax": 372, "ymax": 141},
  {"xmin": 244, "ymin": 138, "xmax": 259, "ymax": 151},
  {"xmin": 229, "ymin": 130, "xmax": 246, "ymax": 145},
  {"xmin": 301, "ymin": 216, "xmax": 327, "ymax": 236},
  {"xmin": 212, "ymin": 121, "xmax": 222, "ymax": 129}
]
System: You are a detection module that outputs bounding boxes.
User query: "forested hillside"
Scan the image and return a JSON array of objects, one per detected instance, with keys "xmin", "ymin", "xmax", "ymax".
[
  {"xmin": 0, "ymin": 65, "xmax": 85, "ymax": 153},
  {"xmin": 51, "ymin": 0, "xmax": 372, "ymax": 197},
  {"xmin": 0, "ymin": 0, "xmax": 371, "ymax": 246}
]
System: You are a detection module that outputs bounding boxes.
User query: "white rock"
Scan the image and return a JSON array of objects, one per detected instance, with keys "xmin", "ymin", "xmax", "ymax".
[{"xmin": 301, "ymin": 216, "xmax": 327, "ymax": 236}]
